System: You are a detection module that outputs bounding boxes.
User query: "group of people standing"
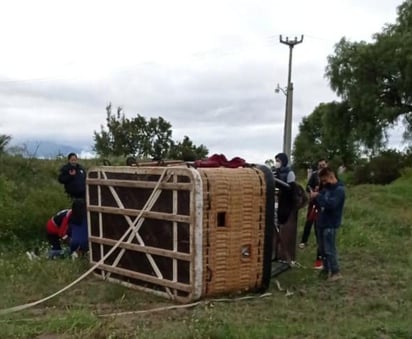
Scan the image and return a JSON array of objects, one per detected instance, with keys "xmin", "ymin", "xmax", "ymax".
[
  {"xmin": 45, "ymin": 152, "xmax": 88, "ymax": 259},
  {"xmin": 273, "ymin": 154, "xmax": 346, "ymax": 282}
]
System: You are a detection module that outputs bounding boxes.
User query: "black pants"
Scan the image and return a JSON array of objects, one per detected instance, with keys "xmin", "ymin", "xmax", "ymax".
[
  {"xmin": 300, "ymin": 205, "xmax": 323, "ymax": 260},
  {"xmin": 300, "ymin": 204, "xmax": 317, "ymax": 244},
  {"xmin": 47, "ymin": 233, "xmax": 61, "ymax": 250},
  {"xmin": 300, "ymin": 219, "xmax": 314, "ymax": 244}
]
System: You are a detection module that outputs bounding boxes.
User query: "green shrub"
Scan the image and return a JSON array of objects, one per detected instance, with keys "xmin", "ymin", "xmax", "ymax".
[
  {"xmin": 338, "ymin": 170, "xmax": 355, "ymax": 186},
  {"xmin": 0, "ymin": 174, "xmax": 17, "ymax": 239},
  {"xmin": 353, "ymin": 150, "xmax": 403, "ymax": 185},
  {"xmin": 0, "ymin": 155, "xmax": 70, "ymax": 246},
  {"xmin": 402, "ymin": 146, "xmax": 412, "ymax": 168}
]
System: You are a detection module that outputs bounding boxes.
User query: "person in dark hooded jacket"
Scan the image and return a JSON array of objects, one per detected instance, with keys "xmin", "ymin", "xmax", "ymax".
[
  {"xmin": 272, "ymin": 152, "xmax": 296, "ymax": 224},
  {"xmin": 271, "ymin": 152, "xmax": 300, "ymax": 262},
  {"xmin": 58, "ymin": 153, "xmax": 86, "ymax": 199}
]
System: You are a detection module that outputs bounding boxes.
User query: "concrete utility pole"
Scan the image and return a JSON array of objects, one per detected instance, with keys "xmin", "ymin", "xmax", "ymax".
[{"xmin": 279, "ymin": 35, "xmax": 303, "ymax": 158}]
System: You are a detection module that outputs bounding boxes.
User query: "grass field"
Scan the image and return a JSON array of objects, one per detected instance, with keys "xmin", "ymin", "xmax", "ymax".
[{"xmin": 0, "ymin": 175, "xmax": 411, "ymax": 338}]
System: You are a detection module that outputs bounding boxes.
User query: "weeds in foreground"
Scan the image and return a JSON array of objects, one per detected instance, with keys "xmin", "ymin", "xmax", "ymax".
[{"xmin": 0, "ymin": 175, "xmax": 411, "ymax": 338}]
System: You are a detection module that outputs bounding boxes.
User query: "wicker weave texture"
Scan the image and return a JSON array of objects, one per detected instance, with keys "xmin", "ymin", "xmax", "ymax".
[{"xmin": 198, "ymin": 167, "xmax": 266, "ymax": 296}]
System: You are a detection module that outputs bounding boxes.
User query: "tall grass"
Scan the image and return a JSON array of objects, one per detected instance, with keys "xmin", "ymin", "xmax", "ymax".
[
  {"xmin": 0, "ymin": 154, "xmax": 106, "ymax": 246},
  {"xmin": 0, "ymin": 156, "xmax": 411, "ymax": 338}
]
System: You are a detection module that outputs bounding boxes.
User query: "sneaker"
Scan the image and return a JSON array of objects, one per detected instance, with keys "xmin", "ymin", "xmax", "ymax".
[
  {"xmin": 298, "ymin": 243, "xmax": 306, "ymax": 249},
  {"xmin": 328, "ymin": 273, "xmax": 342, "ymax": 282},
  {"xmin": 48, "ymin": 249, "xmax": 64, "ymax": 259},
  {"xmin": 313, "ymin": 259, "xmax": 324, "ymax": 270},
  {"xmin": 26, "ymin": 251, "xmax": 40, "ymax": 261},
  {"xmin": 71, "ymin": 251, "xmax": 79, "ymax": 261},
  {"xmin": 26, "ymin": 251, "xmax": 34, "ymax": 261}
]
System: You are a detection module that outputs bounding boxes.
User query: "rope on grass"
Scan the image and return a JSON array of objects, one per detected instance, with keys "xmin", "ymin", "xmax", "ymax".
[
  {"xmin": 0, "ymin": 168, "xmax": 170, "ymax": 316},
  {"xmin": 274, "ymin": 279, "xmax": 294, "ymax": 297},
  {"xmin": 98, "ymin": 292, "xmax": 273, "ymax": 318},
  {"xmin": 0, "ymin": 292, "xmax": 274, "ymax": 322},
  {"xmin": 0, "ymin": 166, "xmax": 297, "ymax": 317},
  {"xmin": 290, "ymin": 260, "xmax": 304, "ymax": 269}
]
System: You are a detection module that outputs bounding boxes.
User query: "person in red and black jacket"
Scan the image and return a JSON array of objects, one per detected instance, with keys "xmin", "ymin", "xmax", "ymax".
[
  {"xmin": 46, "ymin": 199, "xmax": 87, "ymax": 259},
  {"xmin": 46, "ymin": 208, "xmax": 72, "ymax": 258}
]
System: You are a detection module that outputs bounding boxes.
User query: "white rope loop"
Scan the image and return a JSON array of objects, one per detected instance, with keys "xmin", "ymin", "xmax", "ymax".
[{"xmin": 0, "ymin": 168, "xmax": 170, "ymax": 316}]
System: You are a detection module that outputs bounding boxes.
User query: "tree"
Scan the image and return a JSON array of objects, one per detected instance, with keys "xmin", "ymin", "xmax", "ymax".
[
  {"xmin": 292, "ymin": 102, "xmax": 359, "ymax": 169},
  {"xmin": 93, "ymin": 104, "xmax": 173, "ymax": 159},
  {"xmin": 325, "ymin": 0, "xmax": 412, "ymax": 149},
  {"xmin": 93, "ymin": 104, "xmax": 208, "ymax": 160},
  {"xmin": 0, "ymin": 134, "xmax": 11, "ymax": 153},
  {"xmin": 168, "ymin": 136, "xmax": 209, "ymax": 161},
  {"xmin": 145, "ymin": 117, "xmax": 173, "ymax": 160}
]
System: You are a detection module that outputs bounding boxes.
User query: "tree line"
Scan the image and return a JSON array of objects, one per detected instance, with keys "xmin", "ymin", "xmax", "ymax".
[
  {"xmin": 292, "ymin": 0, "xmax": 412, "ymax": 169},
  {"xmin": 93, "ymin": 103, "xmax": 208, "ymax": 161}
]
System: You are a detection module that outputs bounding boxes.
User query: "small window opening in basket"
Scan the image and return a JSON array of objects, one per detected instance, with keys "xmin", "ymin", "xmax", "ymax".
[
  {"xmin": 241, "ymin": 244, "xmax": 251, "ymax": 260},
  {"xmin": 217, "ymin": 212, "xmax": 226, "ymax": 227}
]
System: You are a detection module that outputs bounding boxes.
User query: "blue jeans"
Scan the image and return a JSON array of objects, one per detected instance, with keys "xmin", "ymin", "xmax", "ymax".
[
  {"xmin": 70, "ymin": 221, "xmax": 89, "ymax": 253},
  {"xmin": 322, "ymin": 228, "xmax": 339, "ymax": 274}
]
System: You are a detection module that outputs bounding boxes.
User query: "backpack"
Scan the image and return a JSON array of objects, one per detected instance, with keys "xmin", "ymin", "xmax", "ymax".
[{"xmin": 293, "ymin": 183, "xmax": 308, "ymax": 210}]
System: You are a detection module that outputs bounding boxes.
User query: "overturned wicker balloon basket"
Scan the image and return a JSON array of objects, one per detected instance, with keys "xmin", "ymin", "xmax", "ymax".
[{"xmin": 86, "ymin": 165, "xmax": 275, "ymax": 303}]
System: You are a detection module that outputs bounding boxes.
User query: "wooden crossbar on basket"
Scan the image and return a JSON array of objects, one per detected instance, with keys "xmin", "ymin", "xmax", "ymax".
[{"xmin": 86, "ymin": 165, "xmax": 274, "ymax": 303}]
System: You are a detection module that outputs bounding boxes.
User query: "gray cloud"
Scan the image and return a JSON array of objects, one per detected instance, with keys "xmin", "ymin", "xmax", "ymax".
[{"xmin": 0, "ymin": 0, "xmax": 404, "ymax": 164}]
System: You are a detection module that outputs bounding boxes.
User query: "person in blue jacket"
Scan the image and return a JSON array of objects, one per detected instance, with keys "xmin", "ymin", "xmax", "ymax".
[
  {"xmin": 68, "ymin": 198, "xmax": 89, "ymax": 257},
  {"xmin": 310, "ymin": 166, "xmax": 345, "ymax": 281},
  {"xmin": 58, "ymin": 153, "xmax": 86, "ymax": 200}
]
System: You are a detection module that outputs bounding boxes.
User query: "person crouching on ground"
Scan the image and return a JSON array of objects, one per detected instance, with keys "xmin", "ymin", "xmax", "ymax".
[
  {"xmin": 46, "ymin": 207, "xmax": 72, "ymax": 259},
  {"xmin": 46, "ymin": 199, "xmax": 87, "ymax": 259},
  {"xmin": 309, "ymin": 167, "xmax": 345, "ymax": 281},
  {"xmin": 68, "ymin": 199, "xmax": 89, "ymax": 258}
]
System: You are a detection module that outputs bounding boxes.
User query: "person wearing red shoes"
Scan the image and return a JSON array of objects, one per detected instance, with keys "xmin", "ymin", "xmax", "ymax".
[{"xmin": 310, "ymin": 167, "xmax": 345, "ymax": 281}]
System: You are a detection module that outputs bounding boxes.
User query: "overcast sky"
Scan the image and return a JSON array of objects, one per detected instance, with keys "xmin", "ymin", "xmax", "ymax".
[{"xmin": 0, "ymin": 0, "xmax": 406, "ymax": 163}]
